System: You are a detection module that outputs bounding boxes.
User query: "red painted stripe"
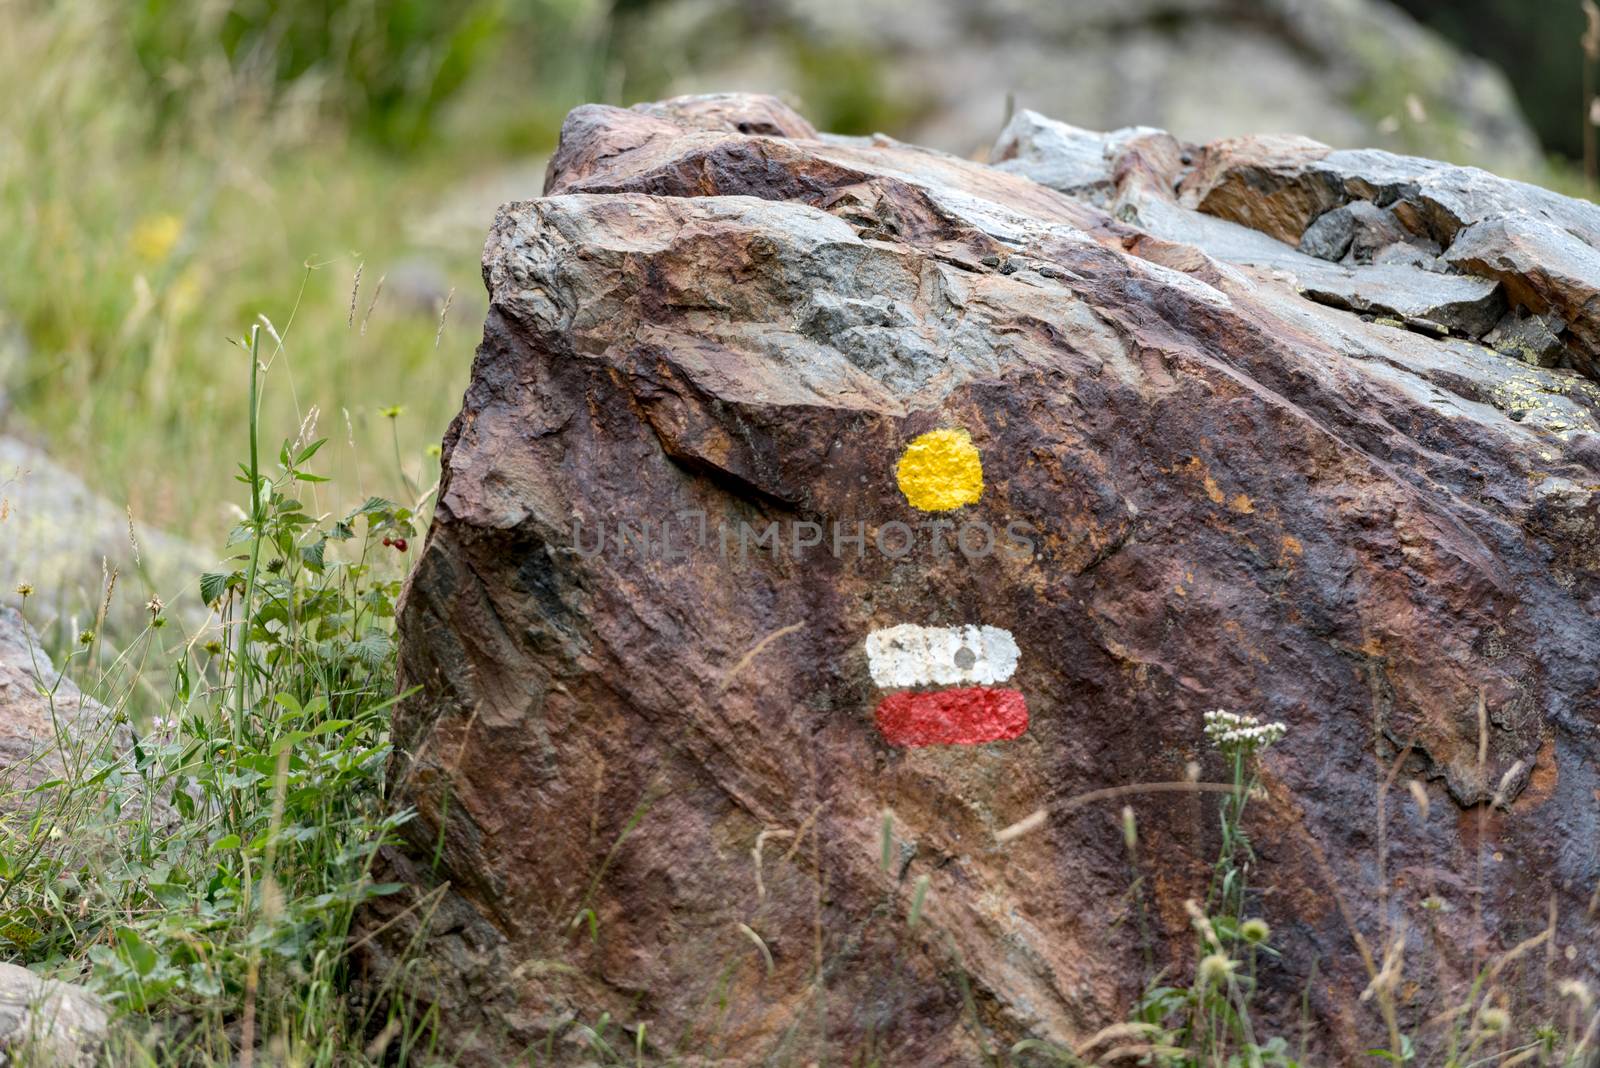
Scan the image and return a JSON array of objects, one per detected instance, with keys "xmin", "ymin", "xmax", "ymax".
[{"xmin": 874, "ymin": 686, "xmax": 1028, "ymax": 747}]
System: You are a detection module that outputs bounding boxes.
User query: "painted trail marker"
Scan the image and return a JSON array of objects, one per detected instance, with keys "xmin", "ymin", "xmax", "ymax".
[{"xmin": 867, "ymin": 431, "xmax": 1029, "ymax": 747}]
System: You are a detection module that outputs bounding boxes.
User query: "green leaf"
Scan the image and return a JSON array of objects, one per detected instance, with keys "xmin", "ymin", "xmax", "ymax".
[
  {"xmin": 295, "ymin": 437, "xmax": 329, "ymax": 465},
  {"xmin": 115, "ymin": 927, "xmax": 158, "ymax": 976},
  {"xmin": 199, "ymin": 571, "xmax": 234, "ymax": 605},
  {"xmin": 350, "ymin": 631, "xmax": 393, "ymax": 668},
  {"xmin": 210, "ymin": 835, "xmax": 241, "ymax": 853},
  {"xmin": 269, "ymin": 730, "xmax": 309, "ymax": 756}
]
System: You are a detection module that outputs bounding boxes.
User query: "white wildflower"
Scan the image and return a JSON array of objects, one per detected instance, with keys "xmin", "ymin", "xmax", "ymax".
[{"xmin": 1203, "ymin": 709, "xmax": 1288, "ymax": 752}]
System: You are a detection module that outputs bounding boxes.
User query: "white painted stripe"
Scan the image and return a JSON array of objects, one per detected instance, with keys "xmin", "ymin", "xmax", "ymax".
[{"xmin": 865, "ymin": 624, "xmax": 1019, "ymax": 688}]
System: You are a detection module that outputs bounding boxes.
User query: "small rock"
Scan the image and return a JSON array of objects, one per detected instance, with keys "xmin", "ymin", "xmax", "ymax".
[
  {"xmin": 0, "ymin": 962, "xmax": 107, "ymax": 1067},
  {"xmin": 1485, "ymin": 309, "xmax": 1567, "ymax": 368},
  {"xmin": 1298, "ymin": 204, "xmax": 1358, "ymax": 261},
  {"xmin": 1299, "ymin": 201, "xmax": 1426, "ymax": 265}
]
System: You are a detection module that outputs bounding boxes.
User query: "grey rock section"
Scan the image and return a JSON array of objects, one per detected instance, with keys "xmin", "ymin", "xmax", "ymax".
[
  {"xmin": 617, "ymin": 0, "xmax": 1540, "ymax": 169},
  {"xmin": 992, "ymin": 112, "xmax": 1600, "ymax": 438},
  {"xmin": 991, "ymin": 112, "xmax": 1159, "ymax": 206},
  {"xmin": 1298, "ymin": 264, "xmax": 1505, "ymax": 338},
  {"xmin": 0, "ymin": 962, "xmax": 107, "ymax": 1068},
  {"xmin": 1485, "ymin": 310, "xmax": 1568, "ymax": 369},
  {"xmin": 1444, "ymin": 216, "xmax": 1600, "ymax": 377},
  {"xmin": 996, "ymin": 115, "xmax": 1507, "ymax": 339},
  {"xmin": 1173, "ymin": 136, "xmax": 1600, "ymax": 378},
  {"xmin": 0, "ymin": 607, "xmax": 120, "ymax": 813},
  {"xmin": 0, "ymin": 436, "xmax": 199, "ymax": 634},
  {"xmin": 1300, "ymin": 201, "xmax": 1424, "ymax": 265}
]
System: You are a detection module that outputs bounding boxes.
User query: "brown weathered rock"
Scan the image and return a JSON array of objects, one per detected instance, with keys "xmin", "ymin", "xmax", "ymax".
[{"xmin": 358, "ymin": 96, "xmax": 1600, "ymax": 1065}]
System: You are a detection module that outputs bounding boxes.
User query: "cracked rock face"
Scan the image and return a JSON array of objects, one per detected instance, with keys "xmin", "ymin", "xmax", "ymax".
[{"xmin": 357, "ymin": 96, "xmax": 1600, "ymax": 1065}]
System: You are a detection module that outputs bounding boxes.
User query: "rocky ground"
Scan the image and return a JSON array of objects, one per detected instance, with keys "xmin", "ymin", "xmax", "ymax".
[
  {"xmin": 0, "ymin": 608, "xmax": 112, "ymax": 1064},
  {"xmin": 355, "ymin": 94, "xmax": 1600, "ymax": 1064}
]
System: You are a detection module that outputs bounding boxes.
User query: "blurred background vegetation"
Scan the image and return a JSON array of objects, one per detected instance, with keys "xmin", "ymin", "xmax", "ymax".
[{"xmin": 0, "ymin": 0, "xmax": 1596, "ymax": 564}]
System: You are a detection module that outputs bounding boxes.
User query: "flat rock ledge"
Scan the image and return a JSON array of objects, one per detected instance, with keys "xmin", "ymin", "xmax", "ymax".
[{"xmin": 356, "ymin": 94, "xmax": 1600, "ymax": 1066}]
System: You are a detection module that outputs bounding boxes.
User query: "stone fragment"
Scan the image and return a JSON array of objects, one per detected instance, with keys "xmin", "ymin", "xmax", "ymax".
[
  {"xmin": 1300, "ymin": 199, "xmax": 1420, "ymax": 264},
  {"xmin": 991, "ymin": 110, "xmax": 1161, "ymax": 206},
  {"xmin": 1484, "ymin": 309, "xmax": 1568, "ymax": 369},
  {"xmin": 1297, "ymin": 203, "xmax": 1358, "ymax": 261},
  {"xmin": 0, "ymin": 962, "xmax": 107, "ymax": 1067}
]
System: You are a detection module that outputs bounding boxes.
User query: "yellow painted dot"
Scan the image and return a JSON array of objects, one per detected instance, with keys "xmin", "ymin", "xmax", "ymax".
[{"xmin": 895, "ymin": 428, "xmax": 983, "ymax": 511}]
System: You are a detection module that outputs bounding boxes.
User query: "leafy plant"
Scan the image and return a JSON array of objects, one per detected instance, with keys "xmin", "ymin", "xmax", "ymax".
[
  {"xmin": 127, "ymin": 0, "xmax": 507, "ymax": 150},
  {"xmin": 1129, "ymin": 710, "xmax": 1296, "ymax": 1068},
  {"xmin": 0, "ymin": 326, "xmax": 426, "ymax": 1064}
]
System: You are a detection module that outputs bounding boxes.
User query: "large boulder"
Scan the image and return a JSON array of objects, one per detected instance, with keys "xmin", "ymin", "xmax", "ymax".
[
  {"xmin": 357, "ymin": 95, "xmax": 1600, "ymax": 1064},
  {"xmin": 614, "ymin": 0, "xmax": 1541, "ymax": 170}
]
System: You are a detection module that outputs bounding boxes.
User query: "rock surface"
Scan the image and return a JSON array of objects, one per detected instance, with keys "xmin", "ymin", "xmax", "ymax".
[
  {"xmin": 0, "ymin": 607, "xmax": 121, "ymax": 817},
  {"xmin": 615, "ymin": 0, "xmax": 1541, "ymax": 169},
  {"xmin": 0, "ymin": 435, "xmax": 198, "ymax": 636},
  {"xmin": 0, "ymin": 962, "xmax": 107, "ymax": 1067},
  {"xmin": 359, "ymin": 95, "xmax": 1600, "ymax": 1064}
]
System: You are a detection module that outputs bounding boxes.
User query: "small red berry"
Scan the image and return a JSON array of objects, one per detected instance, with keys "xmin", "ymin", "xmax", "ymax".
[
  {"xmin": 382, "ymin": 536, "xmax": 392, "ymax": 546},
  {"xmin": 394, "ymin": 537, "xmax": 408, "ymax": 552}
]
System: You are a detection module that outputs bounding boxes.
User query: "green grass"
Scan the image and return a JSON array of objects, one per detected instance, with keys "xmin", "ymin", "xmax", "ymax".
[
  {"xmin": 0, "ymin": 319, "xmax": 429, "ymax": 1064},
  {"xmin": 0, "ymin": 327, "xmax": 441, "ymax": 1068},
  {"xmin": 0, "ymin": 0, "xmax": 491, "ymax": 545}
]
